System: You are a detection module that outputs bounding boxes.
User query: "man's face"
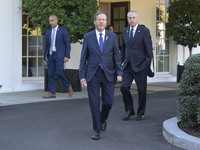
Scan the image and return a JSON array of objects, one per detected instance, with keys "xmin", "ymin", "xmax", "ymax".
[
  {"xmin": 128, "ymin": 12, "xmax": 139, "ymax": 28},
  {"xmin": 49, "ymin": 16, "xmax": 58, "ymax": 28},
  {"xmin": 94, "ymin": 14, "xmax": 107, "ymax": 32}
]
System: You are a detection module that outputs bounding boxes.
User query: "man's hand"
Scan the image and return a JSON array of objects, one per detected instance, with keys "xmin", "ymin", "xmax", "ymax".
[
  {"xmin": 64, "ymin": 57, "xmax": 69, "ymax": 62},
  {"xmin": 44, "ymin": 60, "xmax": 47, "ymax": 66},
  {"xmin": 80, "ymin": 78, "xmax": 87, "ymax": 87},
  {"xmin": 117, "ymin": 76, "xmax": 122, "ymax": 82}
]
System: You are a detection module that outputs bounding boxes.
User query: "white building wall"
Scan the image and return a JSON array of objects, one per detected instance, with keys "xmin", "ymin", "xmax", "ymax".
[
  {"xmin": 64, "ymin": 43, "xmax": 82, "ymax": 69},
  {"xmin": 177, "ymin": 45, "xmax": 200, "ymax": 65},
  {"xmin": 131, "ymin": 0, "xmax": 156, "ymax": 49},
  {"xmin": 0, "ymin": 0, "xmax": 22, "ymax": 93}
]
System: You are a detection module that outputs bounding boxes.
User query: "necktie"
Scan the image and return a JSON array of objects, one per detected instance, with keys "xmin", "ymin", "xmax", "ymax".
[
  {"xmin": 99, "ymin": 33, "xmax": 104, "ymax": 69},
  {"xmin": 129, "ymin": 28, "xmax": 134, "ymax": 46},
  {"xmin": 50, "ymin": 29, "xmax": 56, "ymax": 55},
  {"xmin": 99, "ymin": 33, "xmax": 104, "ymax": 53}
]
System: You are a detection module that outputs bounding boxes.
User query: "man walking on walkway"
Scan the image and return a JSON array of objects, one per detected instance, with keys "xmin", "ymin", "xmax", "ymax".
[
  {"xmin": 120, "ymin": 11, "xmax": 153, "ymax": 121},
  {"xmin": 43, "ymin": 15, "xmax": 73, "ymax": 98},
  {"xmin": 79, "ymin": 12, "xmax": 122, "ymax": 140}
]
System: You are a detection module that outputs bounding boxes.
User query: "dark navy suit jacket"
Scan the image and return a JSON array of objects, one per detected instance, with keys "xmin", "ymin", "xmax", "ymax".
[
  {"xmin": 79, "ymin": 30, "xmax": 122, "ymax": 82},
  {"xmin": 121, "ymin": 24, "xmax": 153, "ymax": 72},
  {"xmin": 44, "ymin": 26, "xmax": 71, "ymax": 61}
]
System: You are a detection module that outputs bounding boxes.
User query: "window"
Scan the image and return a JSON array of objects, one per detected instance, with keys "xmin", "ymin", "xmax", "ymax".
[
  {"xmin": 111, "ymin": 2, "xmax": 129, "ymax": 49},
  {"xmin": 156, "ymin": 0, "xmax": 170, "ymax": 72},
  {"xmin": 22, "ymin": 13, "xmax": 45, "ymax": 77}
]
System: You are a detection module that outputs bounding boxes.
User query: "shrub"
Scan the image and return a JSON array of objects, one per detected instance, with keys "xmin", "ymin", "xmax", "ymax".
[
  {"xmin": 177, "ymin": 54, "xmax": 200, "ymax": 127},
  {"xmin": 22, "ymin": 0, "xmax": 98, "ymax": 43}
]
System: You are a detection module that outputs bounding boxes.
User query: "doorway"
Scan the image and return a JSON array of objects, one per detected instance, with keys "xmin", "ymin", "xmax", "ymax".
[{"xmin": 111, "ymin": 2, "xmax": 129, "ymax": 49}]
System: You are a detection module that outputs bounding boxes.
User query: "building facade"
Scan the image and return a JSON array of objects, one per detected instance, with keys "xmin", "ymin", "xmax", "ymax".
[{"xmin": 0, "ymin": 0, "xmax": 199, "ymax": 93}]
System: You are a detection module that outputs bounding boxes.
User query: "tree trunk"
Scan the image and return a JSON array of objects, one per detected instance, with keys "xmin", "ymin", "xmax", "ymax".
[{"xmin": 189, "ymin": 46, "xmax": 193, "ymax": 56}]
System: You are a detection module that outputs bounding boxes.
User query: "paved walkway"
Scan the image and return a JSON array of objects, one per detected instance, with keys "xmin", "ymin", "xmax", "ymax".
[
  {"xmin": 0, "ymin": 82, "xmax": 178, "ymax": 106},
  {"xmin": 0, "ymin": 82, "xmax": 186, "ymax": 150}
]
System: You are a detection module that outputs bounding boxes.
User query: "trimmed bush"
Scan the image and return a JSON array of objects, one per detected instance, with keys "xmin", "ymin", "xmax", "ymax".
[
  {"xmin": 177, "ymin": 54, "xmax": 200, "ymax": 127},
  {"xmin": 22, "ymin": 0, "xmax": 98, "ymax": 43}
]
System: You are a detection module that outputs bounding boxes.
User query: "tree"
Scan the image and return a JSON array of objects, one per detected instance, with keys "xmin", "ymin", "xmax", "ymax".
[
  {"xmin": 167, "ymin": 0, "xmax": 200, "ymax": 56},
  {"xmin": 22, "ymin": 0, "xmax": 98, "ymax": 43}
]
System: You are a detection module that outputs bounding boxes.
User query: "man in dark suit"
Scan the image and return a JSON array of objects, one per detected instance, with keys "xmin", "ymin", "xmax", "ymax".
[
  {"xmin": 121, "ymin": 11, "xmax": 153, "ymax": 121},
  {"xmin": 43, "ymin": 15, "xmax": 73, "ymax": 98},
  {"xmin": 79, "ymin": 12, "xmax": 122, "ymax": 140}
]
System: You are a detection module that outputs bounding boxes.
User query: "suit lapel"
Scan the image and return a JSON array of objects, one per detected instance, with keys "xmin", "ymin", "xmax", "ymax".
[
  {"xmin": 92, "ymin": 30, "xmax": 101, "ymax": 54},
  {"xmin": 133, "ymin": 24, "xmax": 140, "ymax": 40},
  {"xmin": 129, "ymin": 24, "xmax": 141, "ymax": 47},
  {"xmin": 55, "ymin": 26, "xmax": 61, "ymax": 42},
  {"xmin": 124, "ymin": 27, "xmax": 130, "ymax": 46},
  {"xmin": 102, "ymin": 31, "xmax": 109, "ymax": 54}
]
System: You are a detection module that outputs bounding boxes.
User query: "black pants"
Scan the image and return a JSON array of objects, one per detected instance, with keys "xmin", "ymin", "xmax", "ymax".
[{"xmin": 121, "ymin": 63, "xmax": 147, "ymax": 116}]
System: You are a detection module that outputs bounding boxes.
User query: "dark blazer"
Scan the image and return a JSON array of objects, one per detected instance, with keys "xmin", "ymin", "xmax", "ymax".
[
  {"xmin": 121, "ymin": 24, "xmax": 153, "ymax": 72},
  {"xmin": 79, "ymin": 30, "xmax": 122, "ymax": 82},
  {"xmin": 44, "ymin": 26, "xmax": 71, "ymax": 61}
]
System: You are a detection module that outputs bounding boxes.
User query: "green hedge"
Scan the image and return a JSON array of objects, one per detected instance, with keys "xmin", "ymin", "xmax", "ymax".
[
  {"xmin": 22, "ymin": 0, "xmax": 98, "ymax": 43},
  {"xmin": 177, "ymin": 54, "xmax": 200, "ymax": 127}
]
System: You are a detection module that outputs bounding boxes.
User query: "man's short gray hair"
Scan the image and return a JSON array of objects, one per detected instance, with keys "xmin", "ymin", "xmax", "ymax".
[{"xmin": 127, "ymin": 11, "xmax": 139, "ymax": 18}]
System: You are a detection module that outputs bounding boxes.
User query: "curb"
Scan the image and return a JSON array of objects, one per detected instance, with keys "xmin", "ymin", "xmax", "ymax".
[{"xmin": 163, "ymin": 117, "xmax": 200, "ymax": 150}]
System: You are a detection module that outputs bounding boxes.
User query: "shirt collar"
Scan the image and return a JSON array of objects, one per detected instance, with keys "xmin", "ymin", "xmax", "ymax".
[
  {"xmin": 95, "ymin": 29, "xmax": 106, "ymax": 36},
  {"xmin": 52, "ymin": 25, "xmax": 59, "ymax": 31},
  {"xmin": 130, "ymin": 24, "xmax": 138, "ymax": 31}
]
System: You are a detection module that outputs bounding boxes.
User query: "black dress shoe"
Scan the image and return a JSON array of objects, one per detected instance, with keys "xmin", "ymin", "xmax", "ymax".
[
  {"xmin": 101, "ymin": 122, "xmax": 107, "ymax": 131},
  {"xmin": 91, "ymin": 131, "xmax": 100, "ymax": 140},
  {"xmin": 122, "ymin": 111, "xmax": 135, "ymax": 121},
  {"xmin": 136, "ymin": 115, "xmax": 144, "ymax": 121}
]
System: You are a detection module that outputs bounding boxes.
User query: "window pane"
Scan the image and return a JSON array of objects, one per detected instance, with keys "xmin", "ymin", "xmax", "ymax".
[
  {"xmin": 156, "ymin": 5, "xmax": 160, "ymax": 21},
  {"xmin": 156, "ymin": 0, "xmax": 170, "ymax": 73},
  {"xmin": 120, "ymin": 20, "xmax": 125, "ymax": 32},
  {"xmin": 164, "ymin": 56, "xmax": 169, "ymax": 71},
  {"xmin": 28, "ymin": 17, "xmax": 34, "ymax": 35},
  {"xmin": 157, "ymin": 56, "xmax": 163, "ymax": 72},
  {"xmin": 28, "ymin": 58, "xmax": 36, "ymax": 77},
  {"xmin": 22, "ymin": 15, "xmax": 27, "ymax": 35},
  {"xmin": 165, "ymin": 40, "xmax": 169, "ymax": 55},
  {"xmin": 22, "ymin": 36, "xmax": 27, "ymax": 56},
  {"xmin": 28, "ymin": 36, "xmax": 37, "ymax": 56},
  {"xmin": 22, "ymin": 13, "xmax": 44, "ymax": 78},
  {"xmin": 160, "ymin": 0, "xmax": 165, "ymax": 4},
  {"xmin": 38, "ymin": 36, "xmax": 44, "ymax": 56},
  {"xmin": 160, "ymin": 4, "xmax": 166, "ymax": 21},
  {"xmin": 165, "ymin": 25, "xmax": 169, "ymax": 38},
  {"xmin": 38, "ymin": 58, "xmax": 44, "ymax": 77},
  {"xmin": 114, "ymin": 21, "xmax": 120, "ymax": 32},
  {"xmin": 22, "ymin": 58, "xmax": 27, "ymax": 77},
  {"xmin": 38, "ymin": 28, "xmax": 43, "ymax": 36},
  {"xmin": 166, "ymin": 6, "xmax": 169, "ymax": 21},
  {"xmin": 114, "ymin": 7, "xmax": 120, "ymax": 19},
  {"xmin": 120, "ymin": 7, "xmax": 125, "ymax": 19}
]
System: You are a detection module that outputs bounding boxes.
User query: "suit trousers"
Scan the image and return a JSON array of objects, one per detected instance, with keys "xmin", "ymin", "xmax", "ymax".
[
  {"xmin": 121, "ymin": 63, "xmax": 147, "ymax": 116},
  {"xmin": 47, "ymin": 53, "xmax": 70, "ymax": 94},
  {"xmin": 87, "ymin": 67, "xmax": 114, "ymax": 132}
]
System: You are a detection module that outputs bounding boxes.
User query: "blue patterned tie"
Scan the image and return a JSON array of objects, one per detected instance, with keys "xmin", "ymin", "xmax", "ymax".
[
  {"xmin": 129, "ymin": 28, "xmax": 134, "ymax": 46},
  {"xmin": 50, "ymin": 29, "xmax": 56, "ymax": 55},
  {"xmin": 99, "ymin": 33, "xmax": 104, "ymax": 69}
]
